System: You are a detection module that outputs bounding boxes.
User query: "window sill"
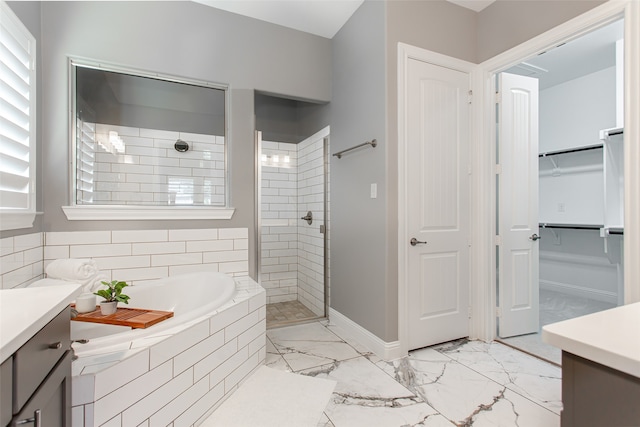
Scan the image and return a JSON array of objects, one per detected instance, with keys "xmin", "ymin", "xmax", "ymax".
[
  {"xmin": 0, "ymin": 211, "xmax": 40, "ymax": 231},
  {"xmin": 62, "ymin": 205, "xmax": 235, "ymax": 221}
]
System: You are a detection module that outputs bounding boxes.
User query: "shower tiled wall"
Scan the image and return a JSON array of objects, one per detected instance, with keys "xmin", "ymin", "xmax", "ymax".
[
  {"xmin": 297, "ymin": 136, "xmax": 327, "ymax": 316},
  {"xmin": 78, "ymin": 123, "xmax": 225, "ymax": 206},
  {"xmin": 260, "ymin": 133, "xmax": 328, "ymax": 316},
  {"xmin": 260, "ymin": 141, "xmax": 299, "ymax": 303}
]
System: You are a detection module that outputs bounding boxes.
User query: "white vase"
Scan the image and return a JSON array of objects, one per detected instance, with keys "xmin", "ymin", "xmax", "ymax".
[
  {"xmin": 100, "ymin": 301, "xmax": 118, "ymax": 315},
  {"xmin": 76, "ymin": 293, "xmax": 97, "ymax": 313}
]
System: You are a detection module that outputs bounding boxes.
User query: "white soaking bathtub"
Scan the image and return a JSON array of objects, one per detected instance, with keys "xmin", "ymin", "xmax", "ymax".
[
  {"xmin": 70, "ymin": 271, "xmax": 236, "ymax": 351},
  {"xmin": 64, "ymin": 273, "xmax": 266, "ymax": 427}
]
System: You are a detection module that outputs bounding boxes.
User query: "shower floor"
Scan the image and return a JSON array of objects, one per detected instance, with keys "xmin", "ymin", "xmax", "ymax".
[{"xmin": 267, "ymin": 300, "xmax": 318, "ymax": 328}]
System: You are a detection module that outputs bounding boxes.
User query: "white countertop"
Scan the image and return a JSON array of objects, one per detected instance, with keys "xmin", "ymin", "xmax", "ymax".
[
  {"xmin": 542, "ymin": 302, "xmax": 640, "ymax": 378},
  {"xmin": 1, "ymin": 284, "xmax": 82, "ymax": 363}
]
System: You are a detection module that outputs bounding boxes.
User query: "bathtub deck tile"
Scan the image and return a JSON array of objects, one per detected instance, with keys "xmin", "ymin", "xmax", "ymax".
[
  {"xmin": 194, "ymin": 339, "xmax": 239, "ymax": 382},
  {"xmin": 224, "ymin": 351, "xmax": 263, "ymax": 394},
  {"xmin": 72, "ymin": 372, "xmax": 96, "ymax": 406},
  {"xmin": 248, "ymin": 290, "xmax": 267, "ymax": 313},
  {"xmin": 176, "ymin": 381, "xmax": 225, "ymax": 427},
  {"xmin": 174, "ymin": 330, "xmax": 225, "ymax": 376},
  {"xmin": 94, "ymin": 360, "xmax": 172, "ymax": 426},
  {"xmin": 149, "ymin": 376, "xmax": 209, "ymax": 426},
  {"xmin": 121, "ymin": 367, "xmax": 194, "ymax": 427},
  {"xmin": 209, "ymin": 300, "xmax": 249, "ymax": 335},
  {"xmin": 224, "ymin": 306, "xmax": 264, "ymax": 342},
  {"xmin": 94, "ymin": 349, "xmax": 151, "ymax": 400},
  {"xmin": 238, "ymin": 320, "xmax": 266, "ymax": 350},
  {"xmin": 80, "ymin": 360, "xmax": 120, "ymax": 376},
  {"xmin": 150, "ymin": 319, "xmax": 209, "ymax": 369},
  {"xmin": 206, "ymin": 344, "xmax": 247, "ymax": 388}
]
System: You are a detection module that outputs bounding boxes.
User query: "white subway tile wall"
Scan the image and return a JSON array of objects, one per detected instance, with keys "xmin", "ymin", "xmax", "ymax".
[
  {"xmin": 260, "ymin": 141, "xmax": 299, "ymax": 304},
  {"xmin": 44, "ymin": 228, "xmax": 249, "ymax": 284},
  {"xmin": 77, "ymin": 123, "xmax": 225, "ymax": 206},
  {"xmin": 297, "ymin": 136, "xmax": 327, "ymax": 316},
  {"xmin": 260, "ymin": 134, "xmax": 329, "ymax": 316},
  {"xmin": 0, "ymin": 232, "xmax": 44, "ymax": 289}
]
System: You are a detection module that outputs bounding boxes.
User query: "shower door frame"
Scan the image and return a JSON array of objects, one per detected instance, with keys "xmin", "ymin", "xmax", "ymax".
[{"xmin": 255, "ymin": 128, "xmax": 330, "ymax": 320}]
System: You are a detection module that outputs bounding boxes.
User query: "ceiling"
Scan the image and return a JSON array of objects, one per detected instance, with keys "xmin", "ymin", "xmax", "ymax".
[
  {"xmin": 194, "ymin": 0, "xmax": 364, "ymax": 39},
  {"xmin": 194, "ymin": 0, "xmax": 494, "ymax": 39},
  {"xmin": 505, "ymin": 19, "xmax": 624, "ymax": 90}
]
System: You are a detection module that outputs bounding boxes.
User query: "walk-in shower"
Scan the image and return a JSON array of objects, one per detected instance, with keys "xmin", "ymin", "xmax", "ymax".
[{"xmin": 256, "ymin": 127, "xmax": 330, "ymax": 328}]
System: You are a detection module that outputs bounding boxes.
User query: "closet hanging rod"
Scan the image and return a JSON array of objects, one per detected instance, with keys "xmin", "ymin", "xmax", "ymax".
[
  {"xmin": 333, "ymin": 139, "xmax": 377, "ymax": 159},
  {"xmin": 538, "ymin": 143, "xmax": 603, "ymax": 158},
  {"xmin": 539, "ymin": 223, "xmax": 602, "ymax": 231}
]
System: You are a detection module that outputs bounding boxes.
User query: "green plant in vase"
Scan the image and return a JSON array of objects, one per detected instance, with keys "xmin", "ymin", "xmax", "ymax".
[{"xmin": 94, "ymin": 280, "xmax": 130, "ymax": 315}]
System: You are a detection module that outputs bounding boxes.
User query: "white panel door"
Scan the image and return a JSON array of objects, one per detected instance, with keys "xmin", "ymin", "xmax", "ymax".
[
  {"xmin": 498, "ymin": 73, "xmax": 540, "ymax": 338},
  {"xmin": 406, "ymin": 58, "xmax": 470, "ymax": 350}
]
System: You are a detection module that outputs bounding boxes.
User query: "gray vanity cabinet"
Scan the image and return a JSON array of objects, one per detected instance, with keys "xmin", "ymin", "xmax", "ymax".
[
  {"xmin": 561, "ymin": 351, "xmax": 640, "ymax": 426},
  {"xmin": 2, "ymin": 307, "xmax": 72, "ymax": 427}
]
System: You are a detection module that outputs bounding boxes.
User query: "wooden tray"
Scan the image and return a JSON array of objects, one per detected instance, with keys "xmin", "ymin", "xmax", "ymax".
[{"xmin": 71, "ymin": 305, "xmax": 173, "ymax": 329}]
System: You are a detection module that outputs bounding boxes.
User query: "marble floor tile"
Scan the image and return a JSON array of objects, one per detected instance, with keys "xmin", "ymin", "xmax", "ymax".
[
  {"xmin": 301, "ymin": 357, "xmax": 442, "ymax": 427},
  {"xmin": 268, "ymin": 322, "xmax": 361, "ymax": 372},
  {"xmin": 433, "ymin": 340, "xmax": 562, "ymax": 414},
  {"xmin": 258, "ymin": 320, "xmax": 561, "ymax": 427},
  {"xmin": 265, "ymin": 337, "xmax": 292, "ymax": 371}
]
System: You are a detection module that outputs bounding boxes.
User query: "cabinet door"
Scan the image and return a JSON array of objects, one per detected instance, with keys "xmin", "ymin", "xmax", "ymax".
[
  {"xmin": 12, "ymin": 351, "xmax": 71, "ymax": 427},
  {"xmin": 1, "ymin": 358, "xmax": 12, "ymax": 426}
]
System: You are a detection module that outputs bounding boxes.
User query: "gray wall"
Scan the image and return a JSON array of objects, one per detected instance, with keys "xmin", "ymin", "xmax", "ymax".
[
  {"xmin": 3, "ymin": 2, "xmax": 43, "ymax": 238},
  {"xmin": 36, "ymin": 1, "xmax": 331, "ymax": 278},
  {"xmin": 477, "ymin": 0, "xmax": 606, "ymax": 62},
  {"xmin": 255, "ymin": 93, "xmax": 330, "ymax": 143},
  {"xmin": 331, "ymin": 0, "xmax": 389, "ymax": 340}
]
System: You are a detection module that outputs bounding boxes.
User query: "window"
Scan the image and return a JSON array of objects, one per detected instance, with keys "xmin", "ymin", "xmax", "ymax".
[{"xmin": 0, "ymin": 2, "xmax": 37, "ymax": 230}]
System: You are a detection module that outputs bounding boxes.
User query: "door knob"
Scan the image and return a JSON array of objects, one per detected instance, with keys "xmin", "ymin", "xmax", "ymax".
[
  {"xmin": 529, "ymin": 233, "xmax": 541, "ymax": 241},
  {"xmin": 410, "ymin": 238, "xmax": 427, "ymax": 246}
]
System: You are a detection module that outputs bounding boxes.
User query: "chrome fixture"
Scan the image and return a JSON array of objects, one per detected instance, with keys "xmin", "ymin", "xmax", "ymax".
[
  {"xmin": 529, "ymin": 234, "xmax": 541, "ymax": 241},
  {"xmin": 410, "ymin": 237, "xmax": 427, "ymax": 246},
  {"xmin": 301, "ymin": 211, "xmax": 313, "ymax": 225},
  {"xmin": 332, "ymin": 139, "xmax": 377, "ymax": 159},
  {"xmin": 174, "ymin": 139, "xmax": 189, "ymax": 152}
]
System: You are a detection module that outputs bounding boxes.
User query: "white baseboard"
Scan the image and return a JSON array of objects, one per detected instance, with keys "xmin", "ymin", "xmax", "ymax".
[
  {"xmin": 328, "ymin": 308, "xmax": 403, "ymax": 361},
  {"xmin": 540, "ymin": 280, "xmax": 618, "ymax": 304}
]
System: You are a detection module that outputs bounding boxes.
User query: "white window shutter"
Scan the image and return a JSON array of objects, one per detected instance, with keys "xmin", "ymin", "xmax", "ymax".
[{"xmin": 1, "ymin": 1, "xmax": 37, "ymax": 229}]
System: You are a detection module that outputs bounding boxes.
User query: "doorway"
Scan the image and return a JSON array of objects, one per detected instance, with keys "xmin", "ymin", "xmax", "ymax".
[
  {"xmin": 495, "ymin": 19, "xmax": 625, "ymax": 364},
  {"xmin": 255, "ymin": 93, "xmax": 330, "ymax": 328}
]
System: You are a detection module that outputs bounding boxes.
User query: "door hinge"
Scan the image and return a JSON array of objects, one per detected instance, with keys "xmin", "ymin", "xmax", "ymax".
[
  {"xmin": 495, "ymin": 164, "xmax": 502, "ymax": 175},
  {"xmin": 495, "ymin": 92, "xmax": 501, "ymax": 103},
  {"xmin": 468, "ymin": 90, "xmax": 473, "ymax": 104},
  {"xmin": 496, "ymin": 307, "xmax": 502, "ymax": 317},
  {"xmin": 495, "ymin": 235, "xmax": 502, "ymax": 246},
  {"xmin": 468, "ymin": 306, "xmax": 472, "ymax": 319}
]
